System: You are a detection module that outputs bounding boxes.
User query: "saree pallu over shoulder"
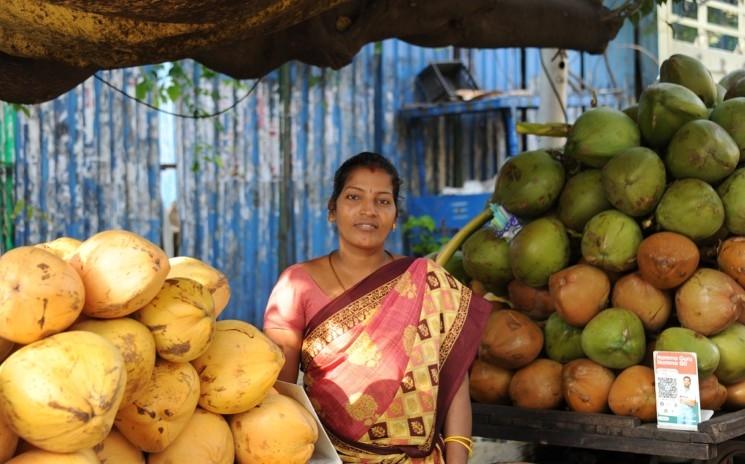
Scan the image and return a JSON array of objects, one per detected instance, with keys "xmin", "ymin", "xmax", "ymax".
[{"xmin": 301, "ymin": 257, "xmax": 491, "ymax": 463}]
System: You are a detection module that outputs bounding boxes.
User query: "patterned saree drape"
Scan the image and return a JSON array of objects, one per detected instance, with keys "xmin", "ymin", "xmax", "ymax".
[{"xmin": 301, "ymin": 258, "xmax": 490, "ymax": 463}]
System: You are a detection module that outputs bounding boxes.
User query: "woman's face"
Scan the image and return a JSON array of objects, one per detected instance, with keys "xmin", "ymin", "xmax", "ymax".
[{"xmin": 330, "ymin": 167, "xmax": 397, "ymax": 251}]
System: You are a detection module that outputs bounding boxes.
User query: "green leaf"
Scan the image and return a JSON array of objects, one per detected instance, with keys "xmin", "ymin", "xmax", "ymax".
[
  {"xmin": 10, "ymin": 103, "xmax": 30, "ymax": 117},
  {"xmin": 191, "ymin": 160, "xmax": 200, "ymax": 172},
  {"xmin": 201, "ymin": 66, "xmax": 218, "ymax": 79},
  {"xmin": 166, "ymin": 85, "xmax": 181, "ymax": 102},
  {"xmin": 135, "ymin": 81, "xmax": 150, "ymax": 101}
]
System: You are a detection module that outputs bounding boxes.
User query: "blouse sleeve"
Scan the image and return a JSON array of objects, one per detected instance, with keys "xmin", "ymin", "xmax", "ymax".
[{"xmin": 263, "ymin": 266, "xmax": 306, "ymax": 333}]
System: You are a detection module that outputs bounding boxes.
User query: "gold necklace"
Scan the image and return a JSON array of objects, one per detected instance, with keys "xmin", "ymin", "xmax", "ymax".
[
  {"xmin": 328, "ymin": 252, "xmax": 347, "ymax": 291},
  {"xmin": 328, "ymin": 250, "xmax": 394, "ymax": 291}
]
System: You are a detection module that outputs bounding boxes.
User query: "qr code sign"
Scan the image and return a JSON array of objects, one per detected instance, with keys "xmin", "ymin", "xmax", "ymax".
[{"xmin": 657, "ymin": 377, "xmax": 677, "ymax": 399}]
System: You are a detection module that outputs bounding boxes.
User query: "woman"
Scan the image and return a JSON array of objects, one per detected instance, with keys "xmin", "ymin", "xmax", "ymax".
[{"xmin": 264, "ymin": 152, "xmax": 490, "ymax": 463}]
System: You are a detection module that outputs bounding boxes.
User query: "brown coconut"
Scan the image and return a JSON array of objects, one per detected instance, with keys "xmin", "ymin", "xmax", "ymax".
[
  {"xmin": 509, "ymin": 359, "xmax": 563, "ymax": 410},
  {"xmin": 549, "ymin": 264, "xmax": 610, "ymax": 327},
  {"xmin": 608, "ymin": 365, "xmax": 657, "ymax": 421},
  {"xmin": 700, "ymin": 375, "xmax": 727, "ymax": 411},
  {"xmin": 612, "ymin": 273, "xmax": 672, "ymax": 332},
  {"xmin": 637, "ymin": 232, "xmax": 699, "ymax": 289},
  {"xmin": 561, "ymin": 359, "xmax": 615, "ymax": 413},
  {"xmin": 479, "ymin": 310, "xmax": 543, "ymax": 369},
  {"xmin": 578, "ymin": 256, "xmax": 623, "ymax": 283},
  {"xmin": 469, "ymin": 359, "xmax": 513, "ymax": 404},
  {"xmin": 719, "ymin": 237, "xmax": 745, "ymax": 288},
  {"xmin": 676, "ymin": 268, "xmax": 745, "ymax": 335},
  {"xmin": 725, "ymin": 377, "xmax": 745, "ymax": 409},
  {"xmin": 507, "ymin": 280, "xmax": 555, "ymax": 320}
]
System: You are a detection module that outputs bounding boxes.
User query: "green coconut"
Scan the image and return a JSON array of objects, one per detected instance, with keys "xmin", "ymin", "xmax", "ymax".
[
  {"xmin": 709, "ymin": 97, "xmax": 745, "ymax": 163},
  {"xmin": 442, "ymin": 251, "xmax": 470, "ymax": 286},
  {"xmin": 715, "ymin": 83, "xmax": 727, "ymax": 107},
  {"xmin": 719, "ymin": 69, "xmax": 745, "ymax": 93},
  {"xmin": 564, "ymin": 107, "xmax": 640, "ymax": 168},
  {"xmin": 725, "ymin": 78, "xmax": 745, "ymax": 100},
  {"xmin": 492, "ymin": 150, "xmax": 565, "ymax": 218},
  {"xmin": 622, "ymin": 104, "xmax": 639, "ymax": 124},
  {"xmin": 461, "ymin": 228, "xmax": 512, "ymax": 290},
  {"xmin": 509, "ymin": 217, "xmax": 570, "ymax": 288},
  {"xmin": 660, "ymin": 54, "xmax": 718, "ymax": 107},
  {"xmin": 544, "ymin": 312, "xmax": 585, "ymax": 363},
  {"xmin": 717, "ymin": 168, "xmax": 745, "ymax": 235},
  {"xmin": 601, "ymin": 147, "xmax": 666, "ymax": 217},
  {"xmin": 581, "ymin": 308, "xmax": 646, "ymax": 369},
  {"xmin": 637, "ymin": 82, "xmax": 708, "ymax": 148},
  {"xmin": 655, "ymin": 179, "xmax": 725, "ymax": 241},
  {"xmin": 655, "ymin": 327, "xmax": 720, "ymax": 378},
  {"xmin": 557, "ymin": 170, "xmax": 611, "ymax": 233},
  {"xmin": 665, "ymin": 119, "xmax": 739, "ymax": 184},
  {"xmin": 581, "ymin": 210, "xmax": 643, "ymax": 272},
  {"xmin": 711, "ymin": 323, "xmax": 745, "ymax": 385}
]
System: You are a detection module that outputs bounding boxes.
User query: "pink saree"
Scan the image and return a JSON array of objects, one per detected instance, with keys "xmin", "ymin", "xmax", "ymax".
[{"xmin": 301, "ymin": 257, "xmax": 490, "ymax": 463}]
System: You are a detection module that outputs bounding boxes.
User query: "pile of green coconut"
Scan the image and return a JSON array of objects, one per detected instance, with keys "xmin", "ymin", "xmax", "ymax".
[{"xmin": 442, "ymin": 54, "xmax": 745, "ymax": 420}]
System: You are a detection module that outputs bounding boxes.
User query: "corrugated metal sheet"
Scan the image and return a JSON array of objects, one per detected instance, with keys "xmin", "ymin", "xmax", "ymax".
[
  {"xmin": 1, "ymin": 104, "xmax": 15, "ymax": 253},
  {"xmin": 12, "ymin": 68, "xmax": 162, "ymax": 246}
]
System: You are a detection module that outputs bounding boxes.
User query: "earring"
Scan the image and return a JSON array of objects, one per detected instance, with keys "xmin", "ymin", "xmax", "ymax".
[{"xmin": 392, "ymin": 223, "xmax": 397, "ymax": 230}]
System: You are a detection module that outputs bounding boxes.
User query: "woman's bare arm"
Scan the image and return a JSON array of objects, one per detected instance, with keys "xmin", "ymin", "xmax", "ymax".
[
  {"xmin": 443, "ymin": 375, "xmax": 472, "ymax": 464},
  {"xmin": 264, "ymin": 327, "xmax": 302, "ymax": 384}
]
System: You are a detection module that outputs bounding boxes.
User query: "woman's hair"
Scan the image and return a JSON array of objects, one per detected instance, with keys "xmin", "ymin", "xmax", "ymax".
[{"xmin": 328, "ymin": 152, "xmax": 402, "ymax": 212}]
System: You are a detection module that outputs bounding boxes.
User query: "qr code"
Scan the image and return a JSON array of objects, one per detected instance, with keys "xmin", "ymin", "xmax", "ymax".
[{"xmin": 657, "ymin": 377, "xmax": 677, "ymax": 399}]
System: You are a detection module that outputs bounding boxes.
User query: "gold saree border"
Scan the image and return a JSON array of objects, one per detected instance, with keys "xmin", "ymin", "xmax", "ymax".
[{"xmin": 301, "ymin": 276, "xmax": 400, "ymax": 369}]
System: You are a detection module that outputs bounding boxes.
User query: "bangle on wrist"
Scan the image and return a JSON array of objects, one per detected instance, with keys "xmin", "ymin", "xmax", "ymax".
[{"xmin": 443, "ymin": 435, "xmax": 473, "ymax": 457}]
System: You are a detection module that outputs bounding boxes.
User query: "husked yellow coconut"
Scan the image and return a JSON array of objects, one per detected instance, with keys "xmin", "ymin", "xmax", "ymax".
[
  {"xmin": 6, "ymin": 448, "xmax": 99, "ymax": 463},
  {"xmin": 0, "ymin": 246, "xmax": 85, "ymax": 344},
  {"xmin": 115, "ymin": 359, "xmax": 200, "ymax": 453},
  {"xmin": 35, "ymin": 237, "xmax": 83, "ymax": 261},
  {"xmin": 191, "ymin": 320, "xmax": 284, "ymax": 414},
  {"xmin": 0, "ymin": 331, "xmax": 126, "ymax": 453},
  {"xmin": 231, "ymin": 392, "xmax": 318, "ymax": 464},
  {"xmin": 148, "ymin": 408, "xmax": 233, "ymax": 464},
  {"xmin": 69, "ymin": 230, "xmax": 169, "ymax": 318},
  {"xmin": 0, "ymin": 415, "xmax": 18, "ymax": 462},
  {"xmin": 135, "ymin": 278, "xmax": 215, "ymax": 363},
  {"xmin": 168, "ymin": 256, "xmax": 231, "ymax": 316},
  {"xmin": 93, "ymin": 429, "xmax": 144, "ymax": 464},
  {"xmin": 72, "ymin": 318, "xmax": 156, "ymax": 405}
]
